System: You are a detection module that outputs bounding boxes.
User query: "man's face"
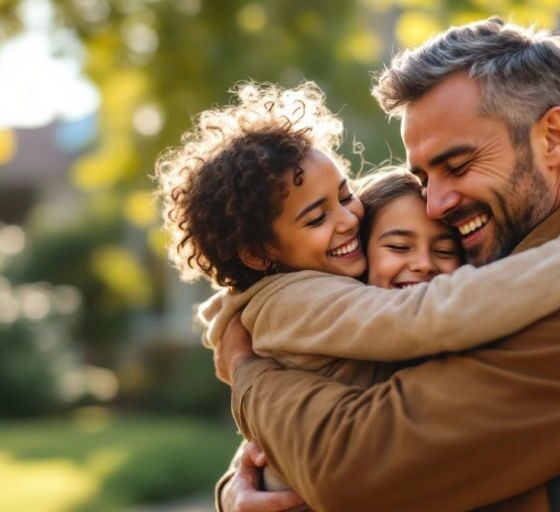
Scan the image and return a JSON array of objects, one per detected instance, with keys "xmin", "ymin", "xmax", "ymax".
[{"xmin": 401, "ymin": 72, "xmax": 554, "ymax": 265}]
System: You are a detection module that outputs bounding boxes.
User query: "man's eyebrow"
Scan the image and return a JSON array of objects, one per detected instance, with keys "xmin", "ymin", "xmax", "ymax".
[
  {"xmin": 378, "ymin": 229, "xmax": 414, "ymax": 240},
  {"xmin": 410, "ymin": 146, "xmax": 477, "ymax": 176},
  {"xmin": 428, "ymin": 145, "xmax": 476, "ymax": 167},
  {"xmin": 294, "ymin": 179, "xmax": 347, "ymax": 222}
]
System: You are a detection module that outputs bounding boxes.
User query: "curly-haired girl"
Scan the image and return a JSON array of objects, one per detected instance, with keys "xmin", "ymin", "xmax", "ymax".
[{"xmin": 156, "ymin": 82, "xmax": 560, "ymax": 491}]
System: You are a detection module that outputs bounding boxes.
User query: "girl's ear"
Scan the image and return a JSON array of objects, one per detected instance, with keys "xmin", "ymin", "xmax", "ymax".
[{"xmin": 238, "ymin": 247, "xmax": 272, "ymax": 271}]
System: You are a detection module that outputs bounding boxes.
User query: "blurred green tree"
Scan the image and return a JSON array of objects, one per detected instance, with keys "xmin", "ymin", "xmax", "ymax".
[{"xmin": 0, "ymin": 0, "xmax": 557, "ymax": 415}]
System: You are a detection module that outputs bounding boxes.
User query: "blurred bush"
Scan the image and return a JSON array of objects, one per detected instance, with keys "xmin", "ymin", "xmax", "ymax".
[
  {"xmin": 119, "ymin": 342, "xmax": 230, "ymax": 418},
  {"xmin": 0, "ymin": 320, "xmax": 60, "ymax": 416},
  {"xmin": 0, "ymin": 275, "xmax": 84, "ymax": 416}
]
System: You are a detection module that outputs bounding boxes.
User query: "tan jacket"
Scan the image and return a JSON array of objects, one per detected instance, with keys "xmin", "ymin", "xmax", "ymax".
[
  {"xmin": 204, "ymin": 236, "xmax": 560, "ymax": 496},
  {"xmin": 231, "ymin": 208, "xmax": 560, "ymax": 512}
]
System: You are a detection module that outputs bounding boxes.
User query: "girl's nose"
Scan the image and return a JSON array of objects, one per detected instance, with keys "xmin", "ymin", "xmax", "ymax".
[
  {"xmin": 409, "ymin": 250, "xmax": 437, "ymax": 276},
  {"xmin": 336, "ymin": 204, "xmax": 359, "ymax": 233}
]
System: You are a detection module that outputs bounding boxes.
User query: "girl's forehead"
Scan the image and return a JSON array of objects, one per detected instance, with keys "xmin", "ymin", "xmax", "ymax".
[
  {"xmin": 287, "ymin": 150, "xmax": 345, "ymax": 191},
  {"xmin": 372, "ymin": 194, "xmax": 453, "ymax": 236}
]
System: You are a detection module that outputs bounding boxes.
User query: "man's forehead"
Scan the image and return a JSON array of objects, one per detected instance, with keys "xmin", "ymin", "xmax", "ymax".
[{"xmin": 401, "ymin": 73, "xmax": 483, "ymax": 164}]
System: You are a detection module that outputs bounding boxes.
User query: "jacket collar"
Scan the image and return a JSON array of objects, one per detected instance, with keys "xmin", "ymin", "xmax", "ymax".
[{"xmin": 513, "ymin": 207, "xmax": 560, "ymax": 255}]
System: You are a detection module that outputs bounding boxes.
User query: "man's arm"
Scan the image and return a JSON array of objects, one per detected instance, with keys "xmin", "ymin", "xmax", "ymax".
[{"xmin": 232, "ymin": 315, "xmax": 560, "ymax": 512}]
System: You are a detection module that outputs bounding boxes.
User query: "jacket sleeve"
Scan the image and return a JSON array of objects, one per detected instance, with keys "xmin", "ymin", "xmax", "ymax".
[
  {"xmin": 232, "ymin": 312, "xmax": 560, "ymax": 512},
  {"xmin": 247, "ymin": 235, "xmax": 560, "ymax": 362}
]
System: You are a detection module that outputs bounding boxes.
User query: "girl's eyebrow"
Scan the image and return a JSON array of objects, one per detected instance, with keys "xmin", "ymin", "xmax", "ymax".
[
  {"xmin": 379, "ymin": 230, "xmax": 457, "ymax": 241},
  {"xmin": 294, "ymin": 179, "xmax": 347, "ymax": 221},
  {"xmin": 378, "ymin": 229, "xmax": 414, "ymax": 239},
  {"xmin": 295, "ymin": 198, "xmax": 325, "ymax": 221}
]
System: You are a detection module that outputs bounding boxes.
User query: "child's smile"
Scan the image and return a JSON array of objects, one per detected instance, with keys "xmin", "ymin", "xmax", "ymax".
[
  {"xmin": 267, "ymin": 148, "xmax": 367, "ymax": 278},
  {"xmin": 366, "ymin": 194, "xmax": 461, "ymax": 288}
]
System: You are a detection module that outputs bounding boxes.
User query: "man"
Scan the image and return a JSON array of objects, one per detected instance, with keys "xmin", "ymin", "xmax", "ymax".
[{"xmin": 217, "ymin": 18, "xmax": 560, "ymax": 511}]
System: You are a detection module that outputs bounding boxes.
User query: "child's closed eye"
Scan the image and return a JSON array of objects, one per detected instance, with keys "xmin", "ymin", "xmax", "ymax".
[
  {"xmin": 385, "ymin": 244, "xmax": 410, "ymax": 252},
  {"xmin": 305, "ymin": 213, "xmax": 326, "ymax": 227},
  {"xmin": 433, "ymin": 248, "xmax": 459, "ymax": 258},
  {"xmin": 339, "ymin": 193, "xmax": 355, "ymax": 205}
]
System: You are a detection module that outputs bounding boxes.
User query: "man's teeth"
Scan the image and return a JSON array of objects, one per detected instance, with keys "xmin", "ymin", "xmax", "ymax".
[
  {"xmin": 329, "ymin": 237, "xmax": 359, "ymax": 256},
  {"xmin": 458, "ymin": 214, "xmax": 489, "ymax": 236}
]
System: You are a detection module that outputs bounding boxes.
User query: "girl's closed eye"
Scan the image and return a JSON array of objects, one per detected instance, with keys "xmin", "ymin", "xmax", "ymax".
[
  {"xmin": 305, "ymin": 213, "xmax": 326, "ymax": 227},
  {"xmin": 433, "ymin": 247, "xmax": 459, "ymax": 258},
  {"xmin": 339, "ymin": 192, "xmax": 355, "ymax": 205},
  {"xmin": 432, "ymin": 239, "xmax": 460, "ymax": 258},
  {"xmin": 384, "ymin": 243, "xmax": 410, "ymax": 252}
]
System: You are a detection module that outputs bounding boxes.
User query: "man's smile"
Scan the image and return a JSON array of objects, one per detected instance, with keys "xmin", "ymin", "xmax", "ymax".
[{"xmin": 457, "ymin": 213, "xmax": 489, "ymax": 237}]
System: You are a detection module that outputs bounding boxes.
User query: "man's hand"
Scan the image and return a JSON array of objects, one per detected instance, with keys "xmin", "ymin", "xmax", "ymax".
[
  {"xmin": 221, "ymin": 441, "xmax": 305, "ymax": 512},
  {"xmin": 214, "ymin": 313, "xmax": 256, "ymax": 384}
]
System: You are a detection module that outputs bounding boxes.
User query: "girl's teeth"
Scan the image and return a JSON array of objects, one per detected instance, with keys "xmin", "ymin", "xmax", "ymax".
[{"xmin": 329, "ymin": 237, "xmax": 358, "ymax": 256}]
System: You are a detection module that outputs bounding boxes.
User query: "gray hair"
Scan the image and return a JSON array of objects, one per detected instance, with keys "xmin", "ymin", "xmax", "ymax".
[{"xmin": 373, "ymin": 17, "xmax": 560, "ymax": 146}]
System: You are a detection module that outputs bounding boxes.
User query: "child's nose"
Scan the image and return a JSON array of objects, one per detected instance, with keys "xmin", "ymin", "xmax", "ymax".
[
  {"xmin": 410, "ymin": 251, "xmax": 437, "ymax": 275},
  {"xmin": 336, "ymin": 204, "xmax": 359, "ymax": 233}
]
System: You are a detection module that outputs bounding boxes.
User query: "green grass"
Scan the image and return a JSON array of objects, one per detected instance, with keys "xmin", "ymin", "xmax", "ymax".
[{"xmin": 0, "ymin": 410, "xmax": 240, "ymax": 512}]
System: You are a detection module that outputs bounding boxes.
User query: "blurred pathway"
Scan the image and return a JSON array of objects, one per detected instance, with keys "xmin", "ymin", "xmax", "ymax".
[{"xmin": 131, "ymin": 497, "xmax": 214, "ymax": 512}]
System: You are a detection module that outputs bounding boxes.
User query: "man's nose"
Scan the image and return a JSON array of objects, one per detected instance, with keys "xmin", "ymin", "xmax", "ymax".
[{"xmin": 425, "ymin": 178, "xmax": 462, "ymax": 220}]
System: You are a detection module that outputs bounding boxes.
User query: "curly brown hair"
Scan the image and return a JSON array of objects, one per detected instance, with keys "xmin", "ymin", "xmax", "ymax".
[{"xmin": 156, "ymin": 81, "xmax": 349, "ymax": 291}]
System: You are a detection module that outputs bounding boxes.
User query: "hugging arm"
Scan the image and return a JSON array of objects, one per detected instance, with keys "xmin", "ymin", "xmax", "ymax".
[
  {"xmin": 232, "ymin": 311, "xmax": 560, "ymax": 512},
  {"xmin": 247, "ymin": 235, "xmax": 560, "ymax": 362},
  {"xmin": 216, "ymin": 440, "xmax": 304, "ymax": 512}
]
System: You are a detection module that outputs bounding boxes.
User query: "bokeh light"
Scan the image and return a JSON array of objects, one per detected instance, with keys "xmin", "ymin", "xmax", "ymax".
[
  {"xmin": 124, "ymin": 190, "xmax": 157, "ymax": 227},
  {"xmin": 236, "ymin": 4, "xmax": 267, "ymax": 33},
  {"xmin": 396, "ymin": 11, "xmax": 444, "ymax": 48},
  {"xmin": 90, "ymin": 246, "xmax": 152, "ymax": 307},
  {"xmin": 132, "ymin": 102, "xmax": 164, "ymax": 137},
  {"xmin": 0, "ymin": 129, "xmax": 16, "ymax": 165},
  {"xmin": 0, "ymin": 225, "xmax": 25, "ymax": 256}
]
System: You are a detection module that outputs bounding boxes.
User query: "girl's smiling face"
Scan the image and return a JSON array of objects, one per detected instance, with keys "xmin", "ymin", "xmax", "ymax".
[
  {"xmin": 367, "ymin": 194, "xmax": 461, "ymax": 288},
  {"xmin": 266, "ymin": 148, "xmax": 367, "ymax": 277}
]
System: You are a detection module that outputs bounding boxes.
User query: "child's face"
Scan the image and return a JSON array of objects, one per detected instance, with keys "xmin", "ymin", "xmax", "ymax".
[
  {"xmin": 366, "ymin": 194, "xmax": 461, "ymax": 288},
  {"xmin": 267, "ymin": 148, "xmax": 367, "ymax": 277}
]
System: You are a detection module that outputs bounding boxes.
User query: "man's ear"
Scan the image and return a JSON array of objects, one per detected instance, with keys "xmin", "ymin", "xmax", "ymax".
[
  {"xmin": 538, "ymin": 106, "xmax": 560, "ymax": 167},
  {"xmin": 238, "ymin": 247, "xmax": 272, "ymax": 271}
]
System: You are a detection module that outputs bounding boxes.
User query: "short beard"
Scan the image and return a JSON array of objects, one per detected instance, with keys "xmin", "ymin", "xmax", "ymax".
[{"xmin": 479, "ymin": 142, "xmax": 550, "ymax": 264}]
